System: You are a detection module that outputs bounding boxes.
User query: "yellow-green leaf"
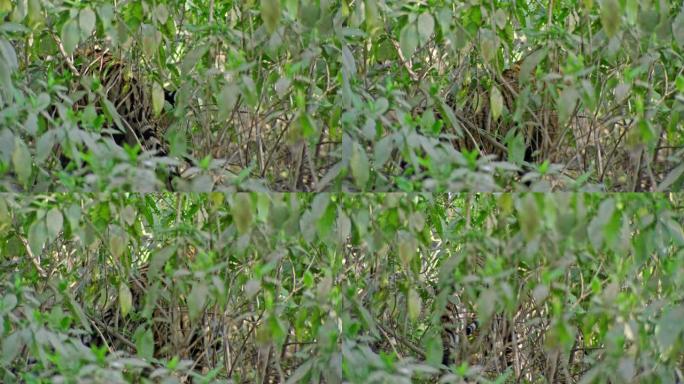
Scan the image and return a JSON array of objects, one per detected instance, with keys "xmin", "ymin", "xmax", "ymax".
[
  {"xmin": 141, "ymin": 24, "xmax": 161, "ymax": 59},
  {"xmin": 408, "ymin": 288, "xmax": 422, "ymax": 321},
  {"xmin": 350, "ymin": 143, "xmax": 369, "ymax": 189},
  {"xmin": 490, "ymin": 85, "xmax": 503, "ymax": 120},
  {"xmin": 600, "ymin": 0, "xmax": 621, "ymax": 38},
  {"xmin": 119, "ymin": 282, "xmax": 133, "ymax": 317},
  {"xmin": 397, "ymin": 232, "xmax": 417, "ymax": 269},
  {"xmin": 493, "ymin": 9, "xmax": 507, "ymax": 30},
  {"xmin": 480, "ymin": 29, "xmax": 498, "ymax": 63},
  {"xmin": 109, "ymin": 230, "xmax": 126, "ymax": 259},
  {"xmin": 152, "ymin": 82, "xmax": 164, "ymax": 116},
  {"xmin": 27, "ymin": 0, "xmax": 44, "ymax": 26},
  {"xmin": 231, "ymin": 193, "xmax": 254, "ymax": 234},
  {"xmin": 261, "ymin": 0, "xmax": 281, "ymax": 34},
  {"xmin": 155, "ymin": 4, "xmax": 169, "ymax": 24}
]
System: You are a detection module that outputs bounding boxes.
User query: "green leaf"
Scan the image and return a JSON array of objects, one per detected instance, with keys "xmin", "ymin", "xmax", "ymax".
[
  {"xmin": 518, "ymin": 195, "xmax": 540, "ymax": 241},
  {"xmin": 408, "ymin": 288, "xmax": 422, "ymax": 321},
  {"xmin": 625, "ymin": 0, "xmax": 638, "ymax": 25},
  {"xmin": 60, "ymin": 19, "xmax": 80, "ymax": 55},
  {"xmin": 336, "ymin": 210, "xmax": 351, "ymax": 245},
  {"xmin": 490, "ymin": 85, "xmax": 503, "ymax": 120},
  {"xmin": 373, "ymin": 135, "xmax": 394, "ymax": 167},
  {"xmin": 520, "ymin": 48, "xmax": 547, "ymax": 84},
  {"xmin": 676, "ymin": 75, "xmax": 684, "ymax": 93},
  {"xmin": 28, "ymin": 219, "xmax": 47, "ymax": 256},
  {"xmin": 397, "ymin": 232, "xmax": 417, "ymax": 270},
  {"xmin": 152, "ymin": 82, "xmax": 164, "ymax": 116},
  {"xmin": 506, "ymin": 133, "xmax": 526, "ymax": 165},
  {"xmin": 155, "ymin": 4, "xmax": 169, "ymax": 24},
  {"xmin": 350, "ymin": 143, "xmax": 369, "ymax": 189},
  {"xmin": 134, "ymin": 326, "xmax": 155, "ymax": 360},
  {"xmin": 149, "ymin": 245, "xmax": 176, "ymax": 278},
  {"xmin": 480, "ymin": 29, "xmax": 498, "ymax": 63},
  {"xmin": 493, "ymin": 9, "xmax": 507, "ymax": 29},
  {"xmin": 600, "ymin": 0, "xmax": 621, "ymax": 38},
  {"xmin": 119, "ymin": 282, "xmax": 133, "ymax": 318},
  {"xmin": 261, "ymin": 0, "xmax": 281, "ymax": 34},
  {"xmin": 417, "ymin": 13, "xmax": 434, "ymax": 44},
  {"xmin": 79, "ymin": 7, "xmax": 96, "ymax": 36},
  {"xmin": 11, "ymin": 137, "xmax": 32, "ymax": 186},
  {"xmin": 188, "ymin": 282, "xmax": 209, "ymax": 321},
  {"xmin": 477, "ymin": 288, "xmax": 497, "ymax": 324},
  {"xmin": 109, "ymin": 230, "xmax": 126, "ymax": 259},
  {"xmin": 245, "ymin": 279, "xmax": 261, "ymax": 298},
  {"xmin": 231, "ymin": 193, "xmax": 254, "ymax": 234},
  {"xmin": 558, "ymin": 86, "xmax": 579, "ymax": 126},
  {"xmin": 341, "ymin": 45, "xmax": 356, "ymax": 74},
  {"xmin": 588, "ymin": 198, "xmax": 615, "ymax": 250},
  {"xmin": 141, "ymin": 24, "xmax": 161, "ymax": 59},
  {"xmin": 46, "ymin": 208, "xmax": 63, "ymax": 242},
  {"xmin": 674, "ymin": 7, "xmax": 684, "ymax": 48},
  {"xmin": 400, "ymin": 24, "xmax": 419, "ymax": 59},
  {"xmin": 217, "ymin": 83, "xmax": 239, "ymax": 120},
  {"xmin": 27, "ymin": 0, "xmax": 42, "ymax": 26},
  {"xmin": 2, "ymin": 331, "xmax": 23, "ymax": 363}
]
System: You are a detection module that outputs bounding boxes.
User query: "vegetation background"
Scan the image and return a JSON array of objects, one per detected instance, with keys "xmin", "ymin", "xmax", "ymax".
[
  {"xmin": 1, "ymin": 0, "xmax": 684, "ymax": 383},
  {"xmin": 1, "ymin": 193, "xmax": 684, "ymax": 383},
  {"xmin": 1, "ymin": 0, "xmax": 683, "ymax": 191}
]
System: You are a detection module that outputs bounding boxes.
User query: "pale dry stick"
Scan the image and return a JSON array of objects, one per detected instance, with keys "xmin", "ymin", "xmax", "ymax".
[
  {"xmin": 594, "ymin": 115, "xmax": 604, "ymax": 177},
  {"xmin": 223, "ymin": 320, "xmax": 232, "ymax": 375},
  {"xmin": 18, "ymin": 235, "xmax": 48, "ymax": 278},
  {"xmin": 89, "ymin": 315, "xmax": 137, "ymax": 350},
  {"xmin": 228, "ymin": 314, "xmax": 262, "ymax": 378},
  {"xmin": 376, "ymin": 322, "xmax": 426, "ymax": 360},
  {"xmin": 50, "ymin": 32, "xmax": 80, "ymax": 76},
  {"xmin": 88, "ymin": 319, "xmax": 114, "ymax": 354},
  {"xmin": 390, "ymin": 38, "xmax": 419, "ymax": 82}
]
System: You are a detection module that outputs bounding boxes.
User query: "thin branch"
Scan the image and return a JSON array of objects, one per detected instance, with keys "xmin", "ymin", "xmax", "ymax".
[
  {"xmin": 50, "ymin": 32, "xmax": 80, "ymax": 77},
  {"xmin": 18, "ymin": 235, "xmax": 48, "ymax": 278}
]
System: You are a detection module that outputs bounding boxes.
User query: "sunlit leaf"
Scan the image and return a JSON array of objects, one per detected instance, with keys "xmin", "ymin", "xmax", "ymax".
[
  {"xmin": 408, "ymin": 288, "xmax": 422, "ymax": 321},
  {"xmin": 152, "ymin": 82, "xmax": 164, "ymax": 116},
  {"xmin": 350, "ymin": 143, "xmax": 369, "ymax": 189},
  {"xmin": 119, "ymin": 282, "xmax": 133, "ymax": 318},
  {"xmin": 261, "ymin": 0, "xmax": 281, "ymax": 34},
  {"xmin": 490, "ymin": 85, "xmax": 503, "ymax": 120},
  {"xmin": 141, "ymin": 24, "xmax": 161, "ymax": 59},
  {"xmin": 231, "ymin": 193, "xmax": 254, "ymax": 234},
  {"xmin": 600, "ymin": 0, "xmax": 621, "ymax": 38}
]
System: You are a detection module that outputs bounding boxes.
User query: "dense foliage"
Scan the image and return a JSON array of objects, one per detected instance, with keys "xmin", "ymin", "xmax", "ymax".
[
  {"xmin": 1, "ymin": 193, "xmax": 683, "ymax": 382},
  {"xmin": 1, "ymin": 1, "xmax": 683, "ymax": 191}
]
